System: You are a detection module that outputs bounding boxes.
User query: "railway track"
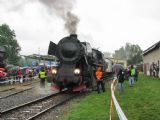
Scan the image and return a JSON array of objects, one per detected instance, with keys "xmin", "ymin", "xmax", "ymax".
[
  {"xmin": 0, "ymin": 80, "xmax": 40, "ymax": 99},
  {"xmin": 0, "ymin": 87, "xmax": 33, "ymax": 99},
  {"xmin": 0, "ymin": 90, "xmax": 77, "ymax": 120},
  {"xmin": 0, "ymin": 87, "xmax": 15, "ymax": 93},
  {"xmin": 0, "ymin": 74, "xmax": 112, "ymax": 120},
  {"xmin": 0, "ymin": 79, "xmax": 40, "ymax": 93}
]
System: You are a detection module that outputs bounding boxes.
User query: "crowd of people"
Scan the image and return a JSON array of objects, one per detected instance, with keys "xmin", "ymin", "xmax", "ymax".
[
  {"xmin": 0, "ymin": 66, "xmax": 55, "ymax": 88},
  {"xmin": 116, "ymin": 65, "xmax": 139, "ymax": 93},
  {"xmin": 94, "ymin": 64, "xmax": 140, "ymax": 94},
  {"xmin": 0, "ymin": 67, "xmax": 39, "ymax": 84}
]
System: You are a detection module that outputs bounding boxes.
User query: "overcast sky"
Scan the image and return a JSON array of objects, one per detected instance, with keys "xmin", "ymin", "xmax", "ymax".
[{"xmin": 0, "ymin": 0, "xmax": 160, "ymax": 55}]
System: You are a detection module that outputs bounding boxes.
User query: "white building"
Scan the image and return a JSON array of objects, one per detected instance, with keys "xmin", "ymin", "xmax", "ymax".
[{"xmin": 143, "ymin": 41, "xmax": 160, "ymax": 77}]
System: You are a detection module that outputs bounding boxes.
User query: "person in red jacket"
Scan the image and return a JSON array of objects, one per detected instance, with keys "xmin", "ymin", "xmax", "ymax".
[
  {"xmin": 0, "ymin": 70, "xmax": 6, "ymax": 81},
  {"xmin": 95, "ymin": 66, "xmax": 105, "ymax": 93},
  {"xmin": 0, "ymin": 71, "xmax": 5, "ymax": 77},
  {"xmin": 17, "ymin": 69, "xmax": 23, "ymax": 82}
]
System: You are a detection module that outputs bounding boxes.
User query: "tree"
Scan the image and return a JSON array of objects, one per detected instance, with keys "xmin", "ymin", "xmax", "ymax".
[
  {"xmin": 103, "ymin": 52, "xmax": 112, "ymax": 58},
  {"xmin": 0, "ymin": 24, "xmax": 21, "ymax": 65},
  {"xmin": 113, "ymin": 47, "xmax": 126, "ymax": 60},
  {"xmin": 113, "ymin": 43, "xmax": 143, "ymax": 65}
]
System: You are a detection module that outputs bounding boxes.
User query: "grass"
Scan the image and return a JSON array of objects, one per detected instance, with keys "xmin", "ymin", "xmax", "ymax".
[
  {"xmin": 61, "ymin": 82, "xmax": 111, "ymax": 120},
  {"xmin": 116, "ymin": 75, "xmax": 160, "ymax": 120},
  {"xmin": 59, "ymin": 75, "xmax": 160, "ymax": 120}
]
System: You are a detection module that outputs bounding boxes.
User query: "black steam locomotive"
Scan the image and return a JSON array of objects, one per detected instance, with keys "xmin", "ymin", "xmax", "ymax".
[{"xmin": 48, "ymin": 34, "xmax": 106, "ymax": 91}]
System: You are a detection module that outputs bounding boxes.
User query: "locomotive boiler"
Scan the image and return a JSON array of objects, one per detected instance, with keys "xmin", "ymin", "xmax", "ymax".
[{"xmin": 48, "ymin": 34, "xmax": 106, "ymax": 91}]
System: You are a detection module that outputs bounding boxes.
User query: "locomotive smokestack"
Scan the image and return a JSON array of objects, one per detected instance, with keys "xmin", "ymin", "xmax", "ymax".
[{"xmin": 70, "ymin": 34, "xmax": 77, "ymax": 39}]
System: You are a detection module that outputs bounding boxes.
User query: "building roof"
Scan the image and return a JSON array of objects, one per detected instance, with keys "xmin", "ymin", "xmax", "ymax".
[
  {"xmin": 143, "ymin": 41, "xmax": 160, "ymax": 55},
  {"xmin": 22, "ymin": 54, "xmax": 57, "ymax": 61}
]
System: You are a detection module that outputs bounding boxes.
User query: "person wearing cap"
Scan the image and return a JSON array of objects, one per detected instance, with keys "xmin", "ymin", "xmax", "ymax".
[{"xmin": 95, "ymin": 66, "xmax": 105, "ymax": 93}]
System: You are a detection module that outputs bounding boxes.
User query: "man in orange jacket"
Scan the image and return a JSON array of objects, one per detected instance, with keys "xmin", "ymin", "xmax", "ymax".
[{"xmin": 95, "ymin": 66, "xmax": 105, "ymax": 93}]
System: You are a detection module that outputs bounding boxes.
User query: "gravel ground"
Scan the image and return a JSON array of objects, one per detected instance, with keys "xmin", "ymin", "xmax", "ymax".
[
  {"xmin": 0, "ymin": 79, "xmax": 111, "ymax": 119},
  {"xmin": 0, "ymin": 79, "xmax": 40, "ymax": 92},
  {"xmin": 0, "ymin": 93, "xmax": 74, "ymax": 120},
  {"xmin": 34, "ymin": 93, "xmax": 88, "ymax": 120},
  {"xmin": 0, "ymin": 85, "xmax": 57, "ymax": 111},
  {"xmin": 0, "ymin": 86, "xmax": 33, "ymax": 98},
  {"xmin": 35, "ymin": 80, "xmax": 111, "ymax": 120}
]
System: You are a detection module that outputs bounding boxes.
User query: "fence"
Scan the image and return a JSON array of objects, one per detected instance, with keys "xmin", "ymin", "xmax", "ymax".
[
  {"xmin": 0, "ymin": 76, "xmax": 38, "ymax": 84},
  {"xmin": 110, "ymin": 78, "xmax": 128, "ymax": 120}
]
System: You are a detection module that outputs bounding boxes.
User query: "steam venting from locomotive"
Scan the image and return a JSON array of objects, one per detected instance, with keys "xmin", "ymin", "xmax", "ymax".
[
  {"xmin": 39, "ymin": 0, "xmax": 79, "ymax": 34},
  {"xmin": 3, "ymin": 0, "xmax": 79, "ymax": 34}
]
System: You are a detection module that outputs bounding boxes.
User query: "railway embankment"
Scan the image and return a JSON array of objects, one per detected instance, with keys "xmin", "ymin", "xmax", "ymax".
[
  {"xmin": 116, "ymin": 75, "xmax": 160, "ymax": 120},
  {"xmin": 56, "ymin": 75, "xmax": 160, "ymax": 120},
  {"xmin": 48, "ymin": 82, "xmax": 111, "ymax": 120},
  {"xmin": 1, "ymin": 75, "xmax": 159, "ymax": 120}
]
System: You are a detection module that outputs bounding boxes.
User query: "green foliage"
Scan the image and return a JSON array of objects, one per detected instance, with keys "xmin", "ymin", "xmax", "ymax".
[
  {"xmin": 116, "ymin": 75, "xmax": 160, "ymax": 120},
  {"xmin": 0, "ymin": 24, "xmax": 21, "ymax": 65},
  {"xmin": 113, "ymin": 43, "xmax": 143, "ymax": 65},
  {"xmin": 114, "ymin": 47, "xmax": 126, "ymax": 60}
]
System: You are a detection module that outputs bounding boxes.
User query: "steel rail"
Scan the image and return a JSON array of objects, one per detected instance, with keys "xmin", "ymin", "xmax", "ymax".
[
  {"xmin": 0, "ymin": 87, "xmax": 15, "ymax": 92},
  {"xmin": 0, "ymin": 79, "xmax": 39, "ymax": 93},
  {"xmin": 0, "ymin": 87, "xmax": 33, "ymax": 99},
  {"xmin": 26, "ymin": 95, "xmax": 77, "ymax": 120},
  {"xmin": 0, "ymin": 90, "xmax": 65, "ymax": 114}
]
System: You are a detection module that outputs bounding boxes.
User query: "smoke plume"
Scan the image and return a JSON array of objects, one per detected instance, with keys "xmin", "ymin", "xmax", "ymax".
[{"xmin": 39, "ymin": 0, "xmax": 79, "ymax": 34}]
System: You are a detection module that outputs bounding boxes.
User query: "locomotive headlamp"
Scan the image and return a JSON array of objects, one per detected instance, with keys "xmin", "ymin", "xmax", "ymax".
[
  {"xmin": 52, "ymin": 69, "xmax": 57, "ymax": 75},
  {"xmin": 74, "ymin": 68, "xmax": 80, "ymax": 75}
]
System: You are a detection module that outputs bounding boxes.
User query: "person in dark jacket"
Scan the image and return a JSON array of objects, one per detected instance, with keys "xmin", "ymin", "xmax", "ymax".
[{"xmin": 117, "ymin": 69, "xmax": 125, "ymax": 93}]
